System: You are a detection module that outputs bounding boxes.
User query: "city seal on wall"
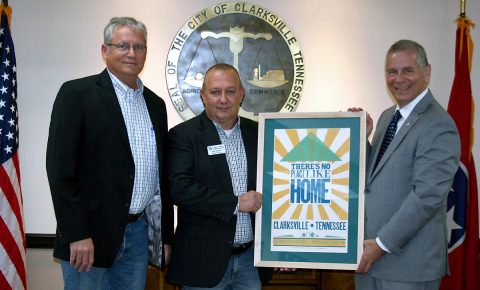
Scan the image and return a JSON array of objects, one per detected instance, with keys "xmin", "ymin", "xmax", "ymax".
[{"xmin": 166, "ymin": 2, "xmax": 304, "ymax": 121}]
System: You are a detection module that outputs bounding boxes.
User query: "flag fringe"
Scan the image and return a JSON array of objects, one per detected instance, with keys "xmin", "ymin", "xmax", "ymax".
[{"xmin": 0, "ymin": 4, "xmax": 10, "ymax": 28}]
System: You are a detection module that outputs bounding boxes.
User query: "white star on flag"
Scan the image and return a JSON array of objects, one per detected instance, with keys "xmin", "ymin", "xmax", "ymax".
[
  {"xmin": 4, "ymin": 145, "xmax": 11, "ymax": 153},
  {"xmin": 446, "ymin": 204, "xmax": 463, "ymax": 243},
  {"xmin": 4, "ymin": 145, "xmax": 12, "ymax": 153}
]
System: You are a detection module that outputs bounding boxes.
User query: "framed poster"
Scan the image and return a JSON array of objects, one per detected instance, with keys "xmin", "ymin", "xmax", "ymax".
[{"xmin": 254, "ymin": 112, "xmax": 366, "ymax": 270}]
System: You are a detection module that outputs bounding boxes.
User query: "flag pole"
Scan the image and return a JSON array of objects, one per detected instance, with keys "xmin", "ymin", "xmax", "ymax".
[{"xmin": 460, "ymin": 0, "xmax": 466, "ymax": 17}]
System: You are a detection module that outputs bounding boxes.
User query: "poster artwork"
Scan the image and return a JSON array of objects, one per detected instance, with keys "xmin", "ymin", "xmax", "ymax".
[{"xmin": 270, "ymin": 128, "xmax": 351, "ymax": 253}]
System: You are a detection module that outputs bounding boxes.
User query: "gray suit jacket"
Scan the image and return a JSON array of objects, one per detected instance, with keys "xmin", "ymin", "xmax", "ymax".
[{"xmin": 364, "ymin": 90, "xmax": 460, "ymax": 282}]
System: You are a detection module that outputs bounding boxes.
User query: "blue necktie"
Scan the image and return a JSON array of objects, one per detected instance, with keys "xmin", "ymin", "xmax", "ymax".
[{"xmin": 373, "ymin": 110, "xmax": 402, "ymax": 172}]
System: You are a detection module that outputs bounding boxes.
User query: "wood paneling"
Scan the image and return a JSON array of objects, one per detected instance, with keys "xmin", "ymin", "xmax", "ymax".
[
  {"xmin": 321, "ymin": 270, "xmax": 355, "ymax": 290},
  {"xmin": 145, "ymin": 266, "xmax": 355, "ymax": 290},
  {"xmin": 146, "ymin": 266, "xmax": 178, "ymax": 290},
  {"xmin": 262, "ymin": 269, "xmax": 321, "ymax": 290}
]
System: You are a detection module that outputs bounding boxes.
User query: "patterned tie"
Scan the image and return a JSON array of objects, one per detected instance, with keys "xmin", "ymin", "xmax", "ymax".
[{"xmin": 373, "ymin": 110, "xmax": 402, "ymax": 172}]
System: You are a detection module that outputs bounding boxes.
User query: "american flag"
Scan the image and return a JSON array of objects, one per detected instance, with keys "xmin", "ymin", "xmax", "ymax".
[{"xmin": 0, "ymin": 6, "xmax": 27, "ymax": 290}]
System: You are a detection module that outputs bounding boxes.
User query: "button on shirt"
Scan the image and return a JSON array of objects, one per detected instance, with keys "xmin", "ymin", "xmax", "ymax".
[
  {"xmin": 213, "ymin": 119, "xmax": 253, "ymax": 245},
  {"xmin": 108, "ymin": 70, "xmax": 159, "ymax": 214}
]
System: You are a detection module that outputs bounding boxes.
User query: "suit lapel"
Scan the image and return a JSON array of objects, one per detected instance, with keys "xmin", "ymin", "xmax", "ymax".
[
  {"xmin": 369, "ymin": 91, "xmax": 433, "ymax": 180},
  {"xmin": 368, "ymin": 106, "xmax": 395, "ymax": 179},
  {"xmin": 198, "ymin": 112, "xmax": 234, "ymax": 192},
  {"xmin": 240, "ymin": 118, "xmax": 257, "ymax": 191},
  {"xmin": 143, "ymin": 89, "xmax": 163, "ymax": 164},
  {"xmin": 240, "ymin": 119, "xmax": 258, "ymax": 226},
  {"xmin": 370, "ymin": 112, "xmax": 418, "ymax": 179},
  {"xmin": 143, "ymin": 88, "xmax": 161, "ymax": 137},
  {"xmin": 143, "ymin": 91, "xmax": 158, "ymax": 133},
  {"xmin": 96, "ymin": 69, "xmax": 131, "ymax": 151}
]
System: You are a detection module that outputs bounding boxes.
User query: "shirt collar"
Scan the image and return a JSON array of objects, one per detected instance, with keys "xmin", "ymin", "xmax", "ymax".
[
  {"xmin": 107, "ymin": 69, "xmax": 144, "ymax": 97},
  {"xmin": 396, "ymin": 88, "xmax": 429, "ymax": 120},
  {"xmin": 212, "ymin": 117, "xmax": 241, "ymax": 136}
]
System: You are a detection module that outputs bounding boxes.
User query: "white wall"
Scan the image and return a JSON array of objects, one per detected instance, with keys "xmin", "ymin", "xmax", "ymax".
[{"xmin": 10, "ymin": 0, "xmax": 479, "ymax": 288}]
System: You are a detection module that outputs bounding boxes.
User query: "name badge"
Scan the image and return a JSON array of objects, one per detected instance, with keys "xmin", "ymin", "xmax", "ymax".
[{"xmin": 207, "ymin": 144, "xmax": 226, "ymax": 155}]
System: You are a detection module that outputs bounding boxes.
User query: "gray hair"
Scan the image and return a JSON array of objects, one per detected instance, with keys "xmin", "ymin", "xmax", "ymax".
[
  {"xmin": 103, "ymin": 17, "xmax": 147, "ymax": 44},
  {"xmin": 386, "ymin": 39, "xmax": 429, "ymax": 69}
]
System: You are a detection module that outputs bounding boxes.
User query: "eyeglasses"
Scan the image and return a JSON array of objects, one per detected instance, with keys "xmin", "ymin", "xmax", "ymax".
[{"xmin": 107, "ymin": 42, "xmax": 147, "ymax": 53}]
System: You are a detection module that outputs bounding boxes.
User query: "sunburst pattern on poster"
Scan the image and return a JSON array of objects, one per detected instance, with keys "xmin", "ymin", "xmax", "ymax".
[{"xmin": 270, "ymin": 128, "xmax": 350, "ymax": 253}]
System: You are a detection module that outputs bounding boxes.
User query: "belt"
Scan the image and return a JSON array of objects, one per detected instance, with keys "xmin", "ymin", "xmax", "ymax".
[
  {"xmin": 127, "ymin": 212, "xmax": 143, "ymax": 223},
  {"xmin": 232, "ymin": 241, "xmax": 253, "ymax": 255}
]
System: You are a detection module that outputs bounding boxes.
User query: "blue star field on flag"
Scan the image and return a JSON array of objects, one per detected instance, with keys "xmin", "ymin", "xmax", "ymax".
[
  {"xmin": 446, "ymin": 168, "xmax": 467, "ymax": 250},
  {"xmin": 0, "ymin": 12, "xmax": 18, "ymax": 164}
]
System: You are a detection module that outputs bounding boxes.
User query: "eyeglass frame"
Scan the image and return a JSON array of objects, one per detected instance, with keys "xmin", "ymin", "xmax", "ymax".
[{"xmin": 106, "ymin": 42, "xmax": 147, "ymax": 53}]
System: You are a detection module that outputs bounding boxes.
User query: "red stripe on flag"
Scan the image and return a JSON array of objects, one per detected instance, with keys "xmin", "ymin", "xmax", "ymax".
[
  {"xmin": 465, "ymin": 161, "xmax": 479, "ymax": 290},
  {"xmin": 10, "ymin": 153, "xmax": 25, "ymax": 248},
  {"xmin": 0, "ymin": 218, "xmax": 26, "ymax": 290},
  {"xmin": 0, "ymin": 156, "xmax": 26, "ymax": 289},
  {"xmin": 12, "ymin": 154, "xmax": 22, "ymax": 202},
  {"xmin": 0, "ymin": 270, "xmax": 13, "ymax": 290},
  {"xmin": 0, "ymin": 159, "xmax": 24, "ymax": 243}
]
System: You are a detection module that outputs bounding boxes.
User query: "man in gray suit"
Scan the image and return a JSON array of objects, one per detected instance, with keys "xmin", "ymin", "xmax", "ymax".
[{"xmin": 351, "ymin": 40, "xmax": 460, "ymax": 290}]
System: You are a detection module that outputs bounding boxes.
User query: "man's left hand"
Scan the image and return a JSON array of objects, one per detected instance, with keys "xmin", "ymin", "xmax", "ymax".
[
  {"xmin": 239, "ymin": 190, "xmax": 262, "ymax": 213},
  {"xmin": 356, "ymin": 239, "xmax": 384, "ymax": 273},
  {"xmin": 347, "ymin": 107, "xmax": 373, "ymax": 137}
]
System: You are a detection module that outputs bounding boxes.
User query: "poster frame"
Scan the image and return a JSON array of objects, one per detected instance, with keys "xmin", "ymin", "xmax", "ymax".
[{"xmin": 254, "ymin": 112, "xmax": 366, "ymax": 270}]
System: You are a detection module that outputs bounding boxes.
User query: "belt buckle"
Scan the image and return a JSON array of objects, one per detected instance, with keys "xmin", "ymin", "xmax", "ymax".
[
  {"xmin": 233, "ymin": 244, "xmax": 246, "ymax": 250},
  {"xmin": 127, "ymin": 212, "xmax": 142, "ymax": 223},
  {"xmin": 232, "ymin": 241, "xmax": 252, "ymax": 255}
]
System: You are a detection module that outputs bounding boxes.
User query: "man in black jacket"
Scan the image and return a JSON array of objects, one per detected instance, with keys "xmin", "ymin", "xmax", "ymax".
[
  {"xmin": 46, "ymin": 17, "xmax": 173, "ymax": 290},
  {"xmin": 166, "ymin": 63, "xmax": 269, "ymax": 289}
]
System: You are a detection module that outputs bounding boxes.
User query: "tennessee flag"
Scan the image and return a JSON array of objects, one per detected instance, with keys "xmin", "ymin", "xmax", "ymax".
[{"xmin": 440, "ymin": 17, "xmax": 480, "ymax": 290}]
